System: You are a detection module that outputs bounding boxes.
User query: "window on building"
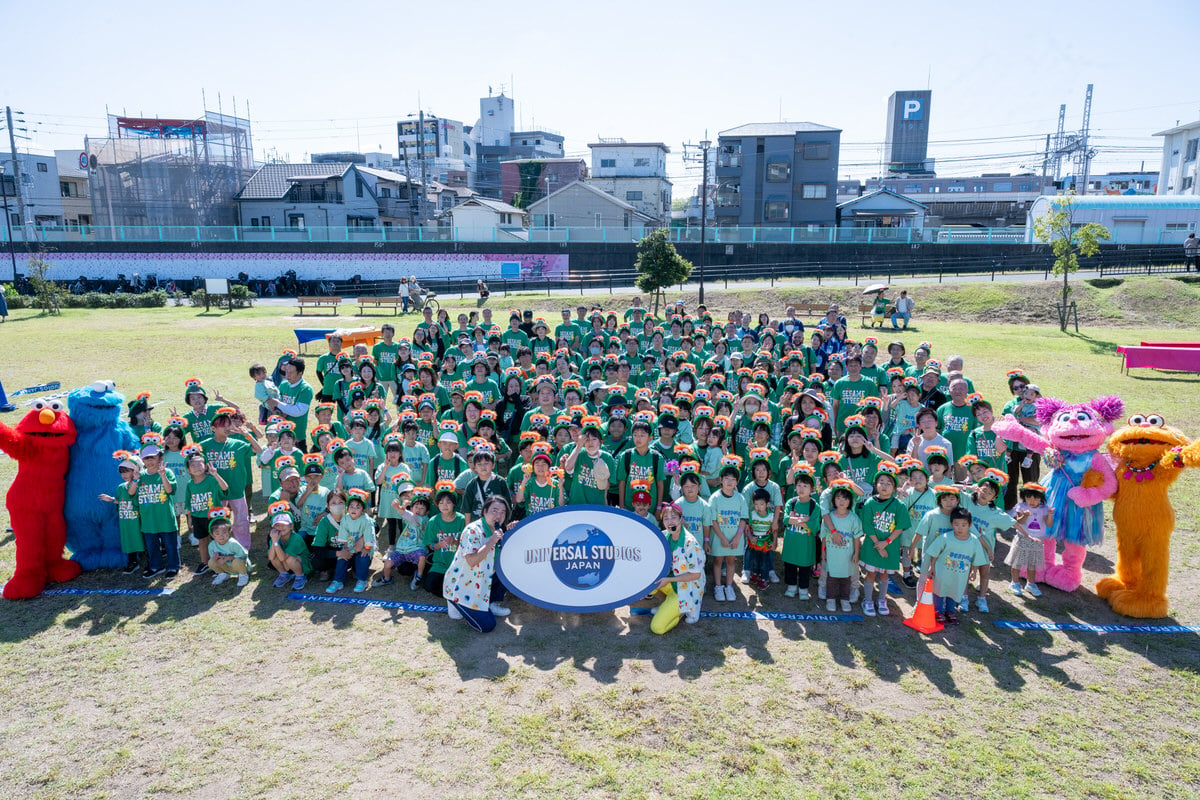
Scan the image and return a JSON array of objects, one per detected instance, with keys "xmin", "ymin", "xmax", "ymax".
[
  {"xmin": 356, "ymin": 178, "xmax": 364, "ymax": 198},
  {"xmin": 634, "ymin": 158, "xmax": 650, "ymax": 167},
  {"xmin": 249, "ymin": 218, "xmax": 259, "ymax": 227},
  {"xmin": 800, "ymin": 142, "xmax": 831, "ymax": 160},
  {"xmin": 261, "ymin": 216, "xmax": 270, "ymax": 227},
  {"xmin": 60, "ymin": 181, "xmax": 73, "ymax": 197},
  {"xmin": 79, "ymin": 214, "xmax": 91, "ymax": 226},
  {"xmin": 764, "ymin": 200, "xmax": 789, "ymax": 220},
  {"xmin": 1165, "ymin": 222, "xmax": 1190, "ymax": 230},
  {"xmin": 800, "ymin": 183, "xmax": 827, "ymax": 200},
  {"xmin": 766, "ymin": 161, "xmax": 790, "ymax": 182},
  {"xmin": 595, "ymin": 212, "xmax": 603, "ymax": 227},
  {"xmin": 1184, "ymin": 176, "xmax": 1195, "ymax": 191},
  {"xmin": 625, "ymin": 191, "xmax": 643, "ymax": 201},
  {"xmin": 36, "ymin": 162, "xmax": 48, "ymax": 172},
  {"xmin": 288, "ymin": 214, "xmax": 305, "ymax": 229},
  {"xmin": 600, "ymin": 159, "xmax": 616, "ymax": 168},
  {"xmin": 1185, "ymin": 138, "xmax": 1199, "ymax": 162},
  {"xmin": 380, "ymin": 187, "xmax": 391, "ymax": 198}
]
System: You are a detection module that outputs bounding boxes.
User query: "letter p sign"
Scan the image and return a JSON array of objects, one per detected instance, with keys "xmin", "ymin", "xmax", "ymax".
[{"xmin": 902, "ymin": 100, "xmax": 923, "ymax": 121}]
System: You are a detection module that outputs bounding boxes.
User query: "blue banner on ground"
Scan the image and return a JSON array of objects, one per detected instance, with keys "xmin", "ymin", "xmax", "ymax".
[
  {"xmin": 995, "ymin": 620, "xmax": 1200, "ymax": 634},
  {"xmin": 287, "ymin": 591, "xmax": 446, "ymax": 613},
  {"xmin": 630, "ymin": 607, "xmax": 863, "ymax": 622},
  {"xmin": 40, "ymin": 587, "xmax": 175, "ymax": 597}
]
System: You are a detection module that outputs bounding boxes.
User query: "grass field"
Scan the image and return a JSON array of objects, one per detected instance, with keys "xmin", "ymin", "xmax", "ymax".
[{"xmin": 1, "ymin": 277, "xmax": 1199, "ymax": 800}]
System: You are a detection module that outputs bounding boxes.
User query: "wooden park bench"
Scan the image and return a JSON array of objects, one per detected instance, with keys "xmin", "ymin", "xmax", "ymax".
[
  {"xmin": 297, "ymin": 296, "xmax": 341, "ymax": 315},
  {"xmin": 794, "ymin": 303, "xmax": 829, "ymax": 317},
  {"xmin": 356, "ymin": 296, "xmax": 404, "ymax": 316}
]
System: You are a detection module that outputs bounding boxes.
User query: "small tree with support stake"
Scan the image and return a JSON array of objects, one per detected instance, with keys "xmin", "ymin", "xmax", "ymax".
[
  {"xmin": 1033, "ymin": 194, "xmax": 1110, "ymax": 332},
  {"xmin": 634, "ymin": 228, "xmax": 693, "ymax": 315}
]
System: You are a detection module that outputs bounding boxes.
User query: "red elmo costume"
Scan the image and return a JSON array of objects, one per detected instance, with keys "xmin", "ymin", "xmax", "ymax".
[{"xmin": 0, "ymin": 400, "xmax": 80, "ymax": 599}]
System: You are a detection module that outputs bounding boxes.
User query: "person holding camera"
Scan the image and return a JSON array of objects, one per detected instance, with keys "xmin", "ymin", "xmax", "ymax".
[{"xmin": 442, "ymin": 495, "xmax": 511, "ymax": 631}]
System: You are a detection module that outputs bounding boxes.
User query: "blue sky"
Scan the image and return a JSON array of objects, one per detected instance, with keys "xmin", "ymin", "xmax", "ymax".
[{"xmin": 3, "ymin": 0, "xmax": 1195, "ymax": 193}]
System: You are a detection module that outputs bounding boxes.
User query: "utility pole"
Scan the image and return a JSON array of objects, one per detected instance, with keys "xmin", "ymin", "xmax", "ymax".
[
  {"xmin": 6, "ymin": 106, "xmax": 27, "ymax": 226},
  {"xmin": 682, "ymin": 134, "xmax": 711, "ymax": 304},
  {"xmin": 1, "ymin": 163, "xmax": 17, "ymax": 281}
]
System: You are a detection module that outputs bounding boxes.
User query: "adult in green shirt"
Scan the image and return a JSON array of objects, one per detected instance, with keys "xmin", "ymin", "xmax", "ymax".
[
  {"xmin": 564, "ymin": 420, "xmax": 615, "ymax": 505},
  {"xmin": 936, "ymin": 379, "xmax": 978, "ymax": 479},
  {"xmin": 830, "ymin": 355, "xmax": 879, "ymax": 435},
  {"xmin": 372, "ymin": 324, "xmax": 401, "ymax": 399},
  {"xmin": 501, "ymin": 314, "xmax": 531, "ymax": 353},
  {"xmin": 315, "ymin": 333, "xmax": 344, "ymax": 400},
  {"xmin": 268, "ymin": 358, "xmax": 315, "ymax": 448}
]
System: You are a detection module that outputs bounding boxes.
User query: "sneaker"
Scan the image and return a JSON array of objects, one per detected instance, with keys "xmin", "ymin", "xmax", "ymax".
[
  {"xmin": 740, "ymin": 569, "xmax": 751, "ymax": 584},
  {"xmin": 375, "ymin": 576, "xmax": 394, "ymax": 586},
  {"xmin": 293, "ymin": 575, "xmax": 307, "ymax": 591},
  {"xmin": 211, "ymin": 573, "xmax": 230, "ymax": 585},
  {"xmin": 817, "ymin": 586, "xmax": 827, "ymax": 600},
  {"xmin": 188, "ymin": 534, "xmax": 200, "ymax": 546},
  {"xmin": 489, "ymin": 602, "xmax": 511, "ymax": 617},
  {"xmin": 826, "ymin": 599, "xmax": 837, "ymax": 612},
  {"xmin": 768, "ymin": 570, "xmax": 780, "ymax": 584},
  {"xmin": 236, "ymin": 574, "xmax": 249, "ymax": 587},
  {"xmin": 446, "ymin": 601, "xmax": 463, "ymax": 620},
  {"xmin": 976, "ymin": 596, "xmax": 990, "ymax": 613},
  {"xmin": 798, "ymin": 589, "xmax": 811, "ymax": 600},
  {"xmin": 194, "ymin": 562, "xmax": 210, "ymax": 576},
  {"xmin": 712, "ymin": 584, "xmax": 724, "ymax": 601},
  {"xmin": 410, "ymin": 574, "xmax": 421, "ymax": 590},
  {"xmin": 945, "ymin": 610, "xmax": 959, "ymax": 624},
  {"xmin": 960, "ymin": 595, "xmax": 969, "ymax": 611},
  {"xmin": 877, "ymin": 598, "xmax": 890, "ymax": 616},
  {"xmin": 862, "ymin": 600, "xmax": 876, "ymax": 617},
  {"xmin": 164, "ymin": 569, "xmax": 178, "ymax": 580},
  {"xmin": 1026, "ymin": 582, "xmax": 1043, "ymax": 597},
  {"xmin": 353, "ymin": 580, "xmax": 368, "ymax": 593},
  {"xmin": 849, "ymin": 587, "xmax": 860, "ymax": 603},
  {"xmin": 142, "ymin": 567, "xmax": 164, "ymax": 579},
  {"xmin": 887, "ymin": 577, "xmax": 904, "ymax": 596},
  {"xmin": 1010, "ymin": 582, "xmax": 1024, "ymax": 596},
  {"xmin": 784, "ymin": 585, "xmax": 798, "ymax": 598},
  {"xmin": 683, "ymin": 611, "xmax": 700, "ymax": 624},
  {"xmin": 122, "ymin": 560, "xmax": 141, "ymax": 576},
  {"xmin": 902, "ymin": 572, "xmax": 918, "ymax": 588},
  {"xmin": 724, "ymin": 584, "xmax": 737, "ymax": 601},
  {"xmin": 840, "ymin": 600, "xmax": 852, "ymax": 612},
  {"xmin": 326, "ymin": 580, "xmax": 343, "ymax": 594},
  {"xmin": 935, "ymin": 611, "xmax": 947, "ymax": 624},
  {"xmin": 272, "ymin": 572, "xmax": 293, "ymax": 588}
]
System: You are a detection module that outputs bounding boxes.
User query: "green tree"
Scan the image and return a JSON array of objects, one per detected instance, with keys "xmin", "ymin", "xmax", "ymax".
[
  {"xmin": 1033, "ymin": 194, "xmax": 1111, "ymax": 331},
  {"xmin": 26, "ymin": 253, "xmax": 64, "ymax": 315},
  {"xmin": 634, "ymin": 228, "xmax": 693, "ymax": 314}
]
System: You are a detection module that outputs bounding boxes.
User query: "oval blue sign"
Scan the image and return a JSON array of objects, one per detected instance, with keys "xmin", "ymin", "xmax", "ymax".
[{"xmin": 495, "ymin": 505, "xmax": 672, "ymax": 613}]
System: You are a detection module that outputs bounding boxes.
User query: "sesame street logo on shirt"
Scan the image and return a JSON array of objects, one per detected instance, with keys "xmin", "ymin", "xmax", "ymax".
[{"xmin": 497, "ymin": 506, "xmax": 671, "ymax": 613}]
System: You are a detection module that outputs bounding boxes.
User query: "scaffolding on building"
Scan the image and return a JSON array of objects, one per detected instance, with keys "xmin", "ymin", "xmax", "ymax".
[{"xmin": 86, "ymin": 112, "xmax": 254, "ymax": 228}]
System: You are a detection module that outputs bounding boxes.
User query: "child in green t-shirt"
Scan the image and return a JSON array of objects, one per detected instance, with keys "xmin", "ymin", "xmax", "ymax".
[
  {"xmin": 136, "ymin": 442, "xmax": 179, "ymax": 579},
  {"xmin": 781, "ymin": 468, "xmax": 820, "ymax": 600},
  {"xmin": 206, "ymin": 509, "xmax": 252, "ymax": 587},
  {"xmin": 745, "ymin": 488, "xmax": 776, "ymax": 591},
  {"xmin": 857, "ymin": 466, "xmax": 911, "ymax": 617},
  {"xmin": 383, "ymin": 488, "xmax": 430, "ymax": 590},
  {"xmin": 181, "ymin": 448, "xmax": 228, "ymax": 577},
  {"xmin": 98, "ymin": 450, "xmax": 145, "ymax": 575},
  {"xmin": 420, "ymin": 483, "xmax": 465, "ymax": 599},
  {"xmin": 327, "ymin": 488, "xmax": 376, "ymax": 594},
  {"xmin": 920, "ymin": 507, "xmax": 991, "ymax": 623}
]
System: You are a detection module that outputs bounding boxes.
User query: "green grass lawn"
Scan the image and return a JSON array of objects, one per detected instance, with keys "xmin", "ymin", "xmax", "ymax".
[{"xmin": 1, "ymin": 279, "xmax": 1199, "ymax": 800}]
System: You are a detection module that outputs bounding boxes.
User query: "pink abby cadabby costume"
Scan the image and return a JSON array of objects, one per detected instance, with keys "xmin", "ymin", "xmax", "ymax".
[{"xmin": 993, "ymin": 395, "xmax": 1123, "ymax": 592}]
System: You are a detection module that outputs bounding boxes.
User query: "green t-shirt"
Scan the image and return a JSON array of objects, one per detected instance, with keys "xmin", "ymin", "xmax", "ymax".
[
  {"xmin": 921, "ymin": 532, "xmax": 990, "ymax": 601},
  {"xmin": 821, "ymin": 512, "xmax": 864, "ymax": 579},
  {"xmin": 277, "ymin": 531, "xmax": 312, "ymax": 575},
  {"xmin": 183, "ymin": 474, "xmax": 225, "ymax": 519},
  {"xmin": 616, "ymin": 448, "xmax": 665, "ymax": 510},
  {"xmin": 708, "ymin": 489, "xmax": 749, "ymax": 538},
  {"xmin": 567, "ymin": 450, "xmax": 617, "ymax": 505},
  {"xmin": 857, "ymin": 495, "xmax": 911, "ymax": 571},
  {"xmin": 423, "ymin": 513, "xmax": 465, "ymax": 573},
  {"xmin": 372, "ymin": 342, "xmax": 401, "ymax": 382},
  {"xmin": 781, "ymin": 496, "xmax": 819, "ymax": 566},
  {"xmin": 425, "ymin": 453, "xmax": 469, "ymax": 487},
  {"xmin": 136, "ymin": 470, "xmax": 177, "ymax": 534},
  {"xmin": 501, "ymin": 328, "xmax": 530, "ymax": 352},
  {"xmin": 831, "ymin": 376, "xmax": 879, "ymax": 433},
  {"xmin": 115, "ymin": 482, "xmax": 142, "ymax": 554},
  {"xmin": 675, "ymin": 496, "xmax": 712, "ymax": 540},
  {"xmin": 467, "ymin": 377, "xmax": 502, "ymax": 406},
  {"xmin": 184, "ymin": 405, "xmax": 219, "ymax": 444},
  {"xmin": 522, "ymin": 477, "xmax": 559, "ymax": 515},
  {"xmin": 936, "ymin": 401, "xmax": 977, "ymax": 461},
  {"xmin": 277, "ymin": 379, "xmax": 315, "ymax": 442},
  {"xmin": 201, "ymin": 437, "xmax": 253, "ymax": 495},
  {"xmin": 967, "ymin": 427, "xmax": 1006, "ymax": 471}
]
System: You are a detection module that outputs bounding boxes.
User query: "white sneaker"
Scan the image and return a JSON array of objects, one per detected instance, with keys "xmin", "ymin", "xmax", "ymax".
[
  {"xmin": 849, "ymin": 587, "xmax": 860, "ymax": 603},
  {"xmin": 826, "ymin": 599, "xmax": 837, "ymax": 612},
  {"xmin": 211, "ymin": 572, "xmax": 229, "ymax": 585},
  {"xmin": 724, "ymin": 584, "xmax": 736, "ymax": 601},
  {"xmin": 236, "ymin": 574, "xmax": 249, "ymax": 587},
  {"xmin": 784, "ymin": 585, "xmax": 798, "ymax": 598},
  {"xmin": 840, "ymin": 600, "xmax": 852, "ymax": 612},
  {"xmin": 740, "ymin": 570, "xmax": 751, "ymax": 584},
  {"xmin": 714, "ymin": 584, "xmax": 726, "ymax": 602},
  {"xmin": 877, "ymin": 598, "xmax": 890, "ymax": 616},
  {"xmin": 188, "ymin": 534, "xmax": 200, "ymax": 546},
  {"xmin": 446, "ymin": 601, "xmax": 463, "ymax": 620},
  {"xmin": 862, "ymin": 600, "xmax": 876, "ymax": 617},
  {"xmin": 489, "ymin": 603, "xmax": 511, "ymax": 617},
  {"xmin": 817, "ymin": 586, "xmax": 827, "ymax": 600},
  {"xmin": 798, "ymin": 589, "xmax": 810, "ymax": 600},
  {"xmin": 683, "ymin": 610, "xmax": 701, "ymax": 624},
  {"xmin": 768, "ymin": 570, "xmax": 780, "ymax": 584}
]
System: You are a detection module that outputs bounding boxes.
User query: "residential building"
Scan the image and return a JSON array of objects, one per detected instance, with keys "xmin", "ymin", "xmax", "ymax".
[
  {"xmin": 587, "ymin": 140, "xmax": 672, "ymax": 225},
  {"xmin": 526, "ymin": 179, "xmax": 654, "ymax": 235},
  {"xmin": 866, "ymin": 173, "xmax": 1054, "ymax": 226},
  {"xmin": 714, "ymin": 122, "xmax": 842, "ymax": 227},
  {"xmin": 1, "ymin": 151, "xmax": 65, "ymax": 228},
  {"xmin": 1154, "ymin": 120, "xmax": 1200, "ymax": 196},
  {"xmin": 55, "ymin": 150, "xmax": 91, "ymax": 229},
  {"xmin": 442, "ymin": 197, "xmax": 527, "ymax": 241},
  {"xmin": 236, "ymin": 162, "xmax": 382, "ymax": 232},
  {"xmin": 836, "ymin": 188, "xmax": 926, "ymax": 230},
  {"xmin": 499, "ymin": 158, "xmax": 587, "ymax": 207},
  {"xmin": 428, "ymin": 180, "xmax": 478, "ymax": 215},
  {"xmin": 358, "ymin": 166, "xmax": 419, "ymax": 226}
]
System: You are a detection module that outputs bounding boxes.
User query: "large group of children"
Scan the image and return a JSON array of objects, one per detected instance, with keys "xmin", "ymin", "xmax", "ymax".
[{"xmin": 107, "ymin": 296, "xmax": 1055, "ymax": 624}]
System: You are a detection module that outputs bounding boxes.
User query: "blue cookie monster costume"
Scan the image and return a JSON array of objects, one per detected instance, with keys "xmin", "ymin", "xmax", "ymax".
[{"xmin": 65, "ymin": 381, "xmax": 140, "ymax": 570}]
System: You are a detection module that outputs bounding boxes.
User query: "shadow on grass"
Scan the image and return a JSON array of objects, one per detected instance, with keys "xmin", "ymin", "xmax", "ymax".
[{"xmin": 1066, "ymin": 331, "xmax": 1126, "ymax": 357}]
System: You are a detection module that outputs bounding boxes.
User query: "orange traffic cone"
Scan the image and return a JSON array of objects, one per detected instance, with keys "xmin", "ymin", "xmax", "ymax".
[{"xmin": 904, "ymin": 578, "xmax": 944, "ymax": 634}]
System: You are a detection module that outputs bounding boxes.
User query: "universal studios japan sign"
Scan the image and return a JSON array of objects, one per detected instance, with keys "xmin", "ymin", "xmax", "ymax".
[{"xmin": 496, "ymin": 506, "xmax": 672, "ymax": 613}]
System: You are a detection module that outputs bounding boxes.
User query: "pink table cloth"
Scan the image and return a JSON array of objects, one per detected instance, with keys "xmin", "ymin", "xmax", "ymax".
[{"xmin": 1118, "ymin": 346, "xmax": 1200, "ymax": 371}]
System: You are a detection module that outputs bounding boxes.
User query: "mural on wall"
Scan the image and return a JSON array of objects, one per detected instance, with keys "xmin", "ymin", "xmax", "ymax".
[{"xmin": 39, "ymin": 252, "xmax": 569, "ymax": 282}]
